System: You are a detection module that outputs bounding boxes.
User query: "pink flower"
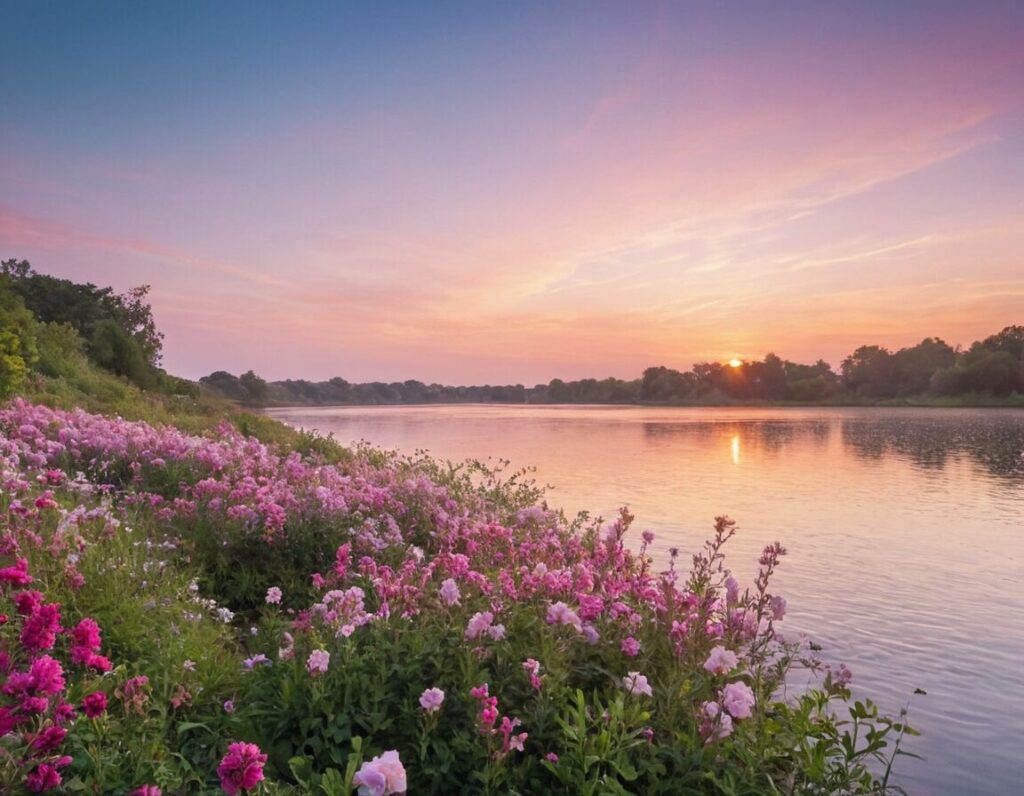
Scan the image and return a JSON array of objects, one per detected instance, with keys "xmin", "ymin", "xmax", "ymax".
[
  {"xmin": 15, "ymin": 590, "xmax": 43, "ymax": 615},
  {"xmin": 438, "ymin": 578, "xmax": 460, "ymax": 606},
  {"xmin": 21, "ymin": 603, "xmax": 62, "ymax": 652},
  {"xmin": 622, "ymin": 671, "xmax": 653, "ymax": 697},
  {"xmin": 620, "ymin": 636, "xmax": 641, "ymax": 657},
  {"xmin": 487, "ymin": 623, "xmax": 506, "ymax": 641},
  {"xmin": 464, "ymin": 611, "xmax": 493, "ymax": 640},
  {"xmin": 31, "ymin": 725, "xmax": 67, "ymax": 754},
  {"xmin": 352, "ymin": 749, "xmax": 407, "ymax": 795},
  {"xmin": 546, "ymin": 601, "xmax": 582, "ymax": 632},
  {"xmin": 522, "ymin": 658, "xmax": 543, "ymax": 690},
  {"xmin": 82, "ymin": 691, "xmax": 108, "ymax": 718},
  {"xmin": 724, "ymin": 576, "xmax": 739, "ymax": 604},
  {"xmin": 544, "ymin": 752, "xmax": 559, "ymax": 762},
  {"xmin": 131, "ymin": 787, "xmax": 162, "ymax": 796},
  {"xmin": 306, "ymin": 649, "xmax": 330, "ymax": 676},
  {"xmin": 721, "ymin": 681, "xmax": 756, "ymax": 719},
  {"xmin": 703, "ymin": 646, "xmax": 739, "ymax": 676},
  {"xmin": 419, "ymin": 687, "xmax": 445, "ymax": 713},
  {"xmin": 700, "ymin": 701, "xmax": 733, "ymax": 741},
  {"xmin": 217, "ymin": 741, "xmax": 267, "ymax": 795},
  {"xmin": 29, "ymin": 655, "xmax": 65, "ymax": 695},
  {"xmin": 769, "ymin": 595, "xmax": 787, "ymax": 621},
  {"xmin": 265, "ymin": 586, "xmax": 282, "ymax": 605},
  {"xmin": 0, "ymin": 558, "xmax": 33, "ymax": 585}
]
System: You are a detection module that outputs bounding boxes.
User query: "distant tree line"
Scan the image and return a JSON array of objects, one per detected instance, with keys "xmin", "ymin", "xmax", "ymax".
[{"xmin": 202, "ymin": 326, "xmax": 1024, "ymax": 406}]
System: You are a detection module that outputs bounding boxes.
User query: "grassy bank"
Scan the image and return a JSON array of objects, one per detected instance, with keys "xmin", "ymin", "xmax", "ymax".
[{"xmin": 0, "ymin": 360, "xmax": 917, "ymax": 795}]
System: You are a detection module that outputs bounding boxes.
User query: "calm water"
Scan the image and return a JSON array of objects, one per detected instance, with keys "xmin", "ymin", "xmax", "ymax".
[{"xmin": 267, "ymin": 405, "xmax": 1024, "ymax": 796}]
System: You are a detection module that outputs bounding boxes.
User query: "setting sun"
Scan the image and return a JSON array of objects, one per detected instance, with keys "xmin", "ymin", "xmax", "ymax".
[{"xmin": 728, "ymin": 358, "xmax": 743, "ymax": 368}]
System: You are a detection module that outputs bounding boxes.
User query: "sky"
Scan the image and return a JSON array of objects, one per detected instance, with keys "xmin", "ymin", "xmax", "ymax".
[{"xmin": 1, "ymin": 1, "xmax": 1023, "ymax": 385}]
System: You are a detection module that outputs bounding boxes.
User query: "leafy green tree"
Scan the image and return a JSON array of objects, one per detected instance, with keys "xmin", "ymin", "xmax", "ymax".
[{"xmin": 0, "ymin": 279, "xmax": 39, "ymax": 398}]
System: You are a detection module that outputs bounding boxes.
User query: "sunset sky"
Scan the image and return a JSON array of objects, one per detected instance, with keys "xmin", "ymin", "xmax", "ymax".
[{"xmin": 2, "ymin": 1, "xmax": 1022, "ymax": 384}]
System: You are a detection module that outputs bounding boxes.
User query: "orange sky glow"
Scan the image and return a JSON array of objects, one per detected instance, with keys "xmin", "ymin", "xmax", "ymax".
[{"xmin": 1, "ymin": 3, "xmax": 1022, "ymax": 384}]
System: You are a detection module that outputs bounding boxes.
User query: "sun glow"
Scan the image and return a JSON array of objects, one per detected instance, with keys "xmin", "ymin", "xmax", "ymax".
[{"xmin": 728, "ymin": 358, "xmax": 743, "ymax": 368}]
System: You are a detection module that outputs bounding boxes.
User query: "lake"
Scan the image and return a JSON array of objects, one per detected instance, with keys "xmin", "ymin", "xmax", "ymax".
[{"xmin": 266, "ymin": 404, "xmax": 1024, "ymax": 796}]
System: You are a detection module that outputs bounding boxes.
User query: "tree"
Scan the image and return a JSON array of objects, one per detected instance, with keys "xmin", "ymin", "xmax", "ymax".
[
  {"xmin": 239, "ymin": 370, "xmax": 269, "ymax": 403},
  {"xmin": 841, "ymin": 345, "xmax": 896, "ymax": 398},
  {"xmin": 0, "ymin": 279, "xmax": 38, "ymax": 398}
]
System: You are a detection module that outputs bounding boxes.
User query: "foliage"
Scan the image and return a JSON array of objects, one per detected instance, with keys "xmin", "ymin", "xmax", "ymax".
[{"xmin": 0, "ymin": 400, "xmax": 918, "ymax": 794}]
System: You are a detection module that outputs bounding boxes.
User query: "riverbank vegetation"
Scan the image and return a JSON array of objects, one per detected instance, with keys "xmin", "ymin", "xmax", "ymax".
[
  {"xmin": 0, "ymin": 259, "xmax": 920, "ymax": 793},
  {"xmin": 1, "ymin": 398, "xmax": 917, "ymax": 794}
]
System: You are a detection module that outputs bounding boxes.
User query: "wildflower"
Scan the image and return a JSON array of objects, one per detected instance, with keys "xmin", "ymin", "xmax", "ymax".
[
  {"xmin": 487, "ymin": 623, "xmax": 506, "ymax": 641},
  {"xmin": 724, "ymin": 576, "xmax": 739, "ymax": 604},
  {"xmin": 307, "ymin": 649, "xmax": 330, "ymax": 676},
  {"xmin": 116, "ymin": 676, "xmax": 150, "ymax": 714},
  {"xmin": 54, "ymin": 701, "xmax": 75, "ymax": 724},
  {"xmin": 29, "ymin": 655, "xmax": 66, "ymax": 695},
  {"xmin": 620, "ymin": 636, "xmax": 641, "ymax": 657},
  {"xmin": 498, "ymin": 715, "xmax": 528, "ymax": 755},
  {"xmin": 464, "ymin": 611, "xmax": 493, "ymax": 640},
  {"xmin": 546, "ymin": 601, "xmax": 582, "ymax": 632},
  {"xmin": 522, "ymin": 658, "xmax": 543, "ymax": 690},
  {"xmin": 770, "ymin": 595, "xmax": 787, "ymax": 620},
  {"xmin": 544, "ymin": 752, "xmax": 559, "ymax": 762},
  {"xmin": 170, "ymin": 684, "xmax": 192, "ymax": 709},
  {"xmin": 183, "ymin": 659, "xmax": 196, "ymax": 672},
  {"xmin": 223, "ymin": 699, "xmax": 235, "ymax": 714},
  {"xmin": 700, "ymin": 701, "xmax": 733, "ymax": 741},
  {"xmin": 641, "ymin": 530, "xmax": 655, "ymax": 544},
  {"xmin": 14, "ymin": 589, "xmax": 43, "ymax": 615},
  {"xmin": 352, "ymin": 749, "xmax": 407, "ymax": 796},
  {"xmin": 242, "ymin": 654, "xmax": 270, "ymax": 670},
  {"xmin": 438, "ymin": 578, "xmax": 460, "ymax": 606},
  {"xmin": 131, "ymin": 787, "xmax": 162, "ymax": 796},
  {"xmin": 217, "ymin": 741, "xmax": 267, "ymax": 795},
  {"xmin": 82, "ymin": 691, "xmax": 108, "ymax": 718},
  {"xmin": 25, "ymin": 762, "xmax": 64, "ymax": 793},
  {"xmin": 21, "ymin": 603, "xmax": 62, "ymax": 652},
  {"xmin": 622, "ymin": 671, "xmax": 653, "ymax": 697},
  {"xmin": 721, "ymin": 681, "xmax": 756, "ymax": 719},
  {"xmin": 31, "ymin": 725, "xmax": 67, "ymax": 754},
  {"xmin": 703, "ymin": 646, "xmax": 739, "ymax": 676},
  {"xmin": 265, "ymin": 586, "xmax": 282, "ymax": 605},
  {"xmin": 419, "ymin": 687, "xmax": 445, "ymax": 713}
]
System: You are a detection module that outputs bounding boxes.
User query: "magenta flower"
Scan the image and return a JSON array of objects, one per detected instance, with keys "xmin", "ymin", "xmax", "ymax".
[
  {"xmin": 82, "ymin": 691, "xmax": 108, "ymax": 718},
  {"xmin": 620, "ymin": 636, "xmax": 641, "ymax": 657},
  {"xmin": 217, "ymin": 741, "xmax": 267, "ymax": 795},
  {"xmin": 0, "ymin": 557, "xmax": 33, "ymax": 585},
  {"xmin": 25, "ymin": 763, "xmax": 63, "ymax": 793},
  {"xmin": 130, "ymin": 787, "xmax": 162, "ymax": 796},
  {"xmin": 419, "ymin": 687, "xmax": 445, "ymax": 713},
  {"xmin": 352, "ymin": 749, "xmax": 407, "ymax": 795},
  {"xmin": 265, "ymin": 586, "xmax": 282, "ymax": 604}
]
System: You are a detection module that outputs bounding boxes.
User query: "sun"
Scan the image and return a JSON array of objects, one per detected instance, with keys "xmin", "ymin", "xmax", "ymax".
[{"xmin": 728, "ymin": 358, "xmax": 743, "ymax": 368}]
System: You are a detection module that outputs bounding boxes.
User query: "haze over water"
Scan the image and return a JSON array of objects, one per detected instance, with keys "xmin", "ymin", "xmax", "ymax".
[{"xmin": 269, "ymin": 404, "xmax": 1024, "ymax": 796}]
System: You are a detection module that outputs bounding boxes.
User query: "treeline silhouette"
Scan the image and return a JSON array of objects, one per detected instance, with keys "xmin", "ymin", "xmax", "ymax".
[{"xmin": 203, "ymin": 326, "xmax": 1024, "ymax": 406}]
